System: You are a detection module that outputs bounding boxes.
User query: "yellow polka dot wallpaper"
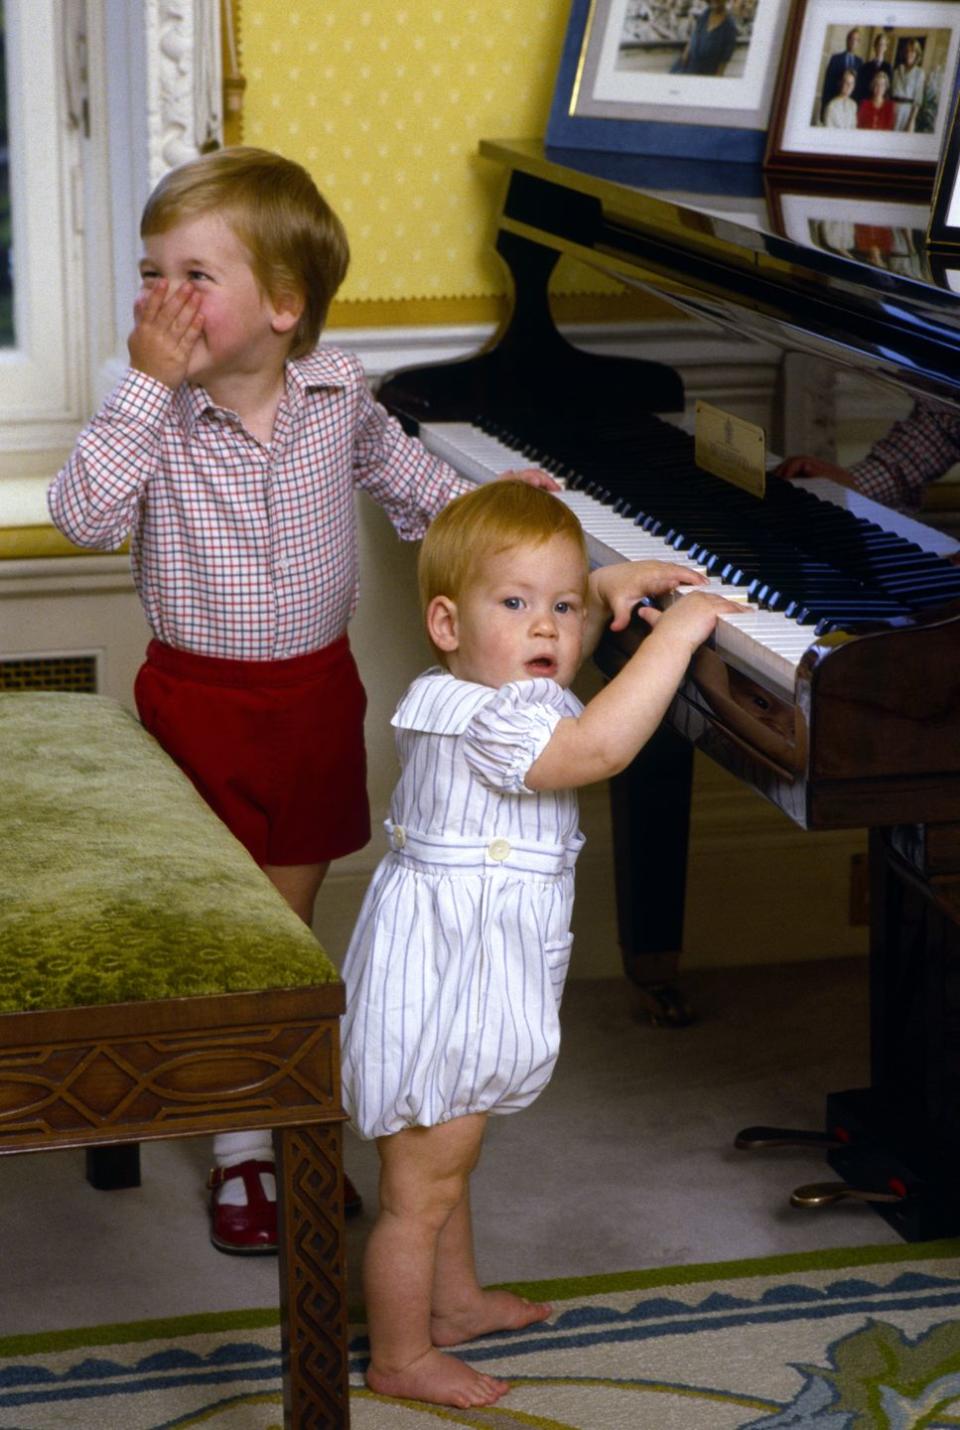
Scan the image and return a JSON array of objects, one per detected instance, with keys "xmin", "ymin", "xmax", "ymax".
[{"xmin": 238, "ymin": 2, "xmax": 572, "ymax": 321}]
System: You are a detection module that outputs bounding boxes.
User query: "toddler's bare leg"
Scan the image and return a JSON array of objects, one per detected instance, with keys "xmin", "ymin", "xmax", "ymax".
[
  {"xmin": 363, "ymin": 1114, "xmax": 510, "ymax": 1408},
  {"xmin": 431, "ymin": 1188, "xmax": 552, "ymax": 1346}
]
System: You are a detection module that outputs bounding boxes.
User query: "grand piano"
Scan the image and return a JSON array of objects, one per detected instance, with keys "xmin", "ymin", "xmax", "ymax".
[{"xmin": 377, "ymin": 138, "xmax": 960, "ymax": 1240}]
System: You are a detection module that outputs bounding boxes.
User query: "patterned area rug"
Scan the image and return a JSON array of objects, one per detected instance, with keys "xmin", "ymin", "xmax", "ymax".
[{"xmin": 3, "ymin": 1240, "xmax": 960, "ymax": 1428}]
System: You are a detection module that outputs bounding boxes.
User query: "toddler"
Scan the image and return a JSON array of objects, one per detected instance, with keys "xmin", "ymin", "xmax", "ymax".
[{"xmin": 341, "ymin": 480, "xmax": 737, "ymax": 1407}]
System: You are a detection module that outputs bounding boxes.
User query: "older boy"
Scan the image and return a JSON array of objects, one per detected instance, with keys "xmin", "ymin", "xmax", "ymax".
[{"xmin": 49, "ymin": 147, "xmax": 551, "ymax": 1253}]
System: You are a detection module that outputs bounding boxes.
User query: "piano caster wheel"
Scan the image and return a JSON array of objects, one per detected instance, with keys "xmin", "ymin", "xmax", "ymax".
[
  {"xmin": 790, "ymin": 1180, "xmax": 906, "ymax": 1209},
  {"xmin": 632, "ymin": 981, "xmax": 695, "ymax": 1028},
  {"xmin": 734, "ymin": 1125, "xmax": 846, "ymax": 1152}
]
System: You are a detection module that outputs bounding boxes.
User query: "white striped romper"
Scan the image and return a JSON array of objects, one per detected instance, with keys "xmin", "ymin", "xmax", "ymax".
[{"xmin": 340, "ymin": 668, "xmax": 585, "ymax": 1140}]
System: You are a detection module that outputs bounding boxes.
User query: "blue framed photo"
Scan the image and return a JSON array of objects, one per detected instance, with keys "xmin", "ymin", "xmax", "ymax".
[{"xmin": 547, "ymin": 0, "xmax": 793, "ymax": 164}]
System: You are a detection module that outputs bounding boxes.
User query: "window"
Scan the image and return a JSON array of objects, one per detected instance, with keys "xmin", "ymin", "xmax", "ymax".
[
  {"xmin": 0, "ymin": 0, "xmax": 83, "ymax": 467},
  {"xmin": 0, "ymin": 2, "xmax": 12, "ymax": 349},
  {"xmin": 0, "ymin": 0, "xmax": 222, "ymax": 472}
]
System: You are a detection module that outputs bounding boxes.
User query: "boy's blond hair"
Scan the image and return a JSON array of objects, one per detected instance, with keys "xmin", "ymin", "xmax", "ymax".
[
  {"xmin": 140, "ymin": 146, "xmax": 349, "ymax": 359},
  {"xmin": 419, "ymin": 482, "xmax": 589, "ymax": 663}
]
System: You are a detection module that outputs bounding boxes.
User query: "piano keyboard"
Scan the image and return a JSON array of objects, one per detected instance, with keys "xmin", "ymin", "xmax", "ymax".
[{"xmin": 420, "ymin": 419, "xmax": 960, "ymax": 700}]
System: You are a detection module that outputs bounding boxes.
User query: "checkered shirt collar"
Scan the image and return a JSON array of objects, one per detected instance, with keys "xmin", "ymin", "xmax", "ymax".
[{"xmin": 169, "ymin": 346, "xmax": 354, "ymax": 439}]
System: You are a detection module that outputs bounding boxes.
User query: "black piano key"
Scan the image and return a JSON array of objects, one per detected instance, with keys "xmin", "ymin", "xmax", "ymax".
[
  {"xmin": 475, "ymin": 409, "xmax": 956, "ymax": 636},
  {"xmin": 909, "ymin": 587, "xmax": 960, "ymax": 609}
]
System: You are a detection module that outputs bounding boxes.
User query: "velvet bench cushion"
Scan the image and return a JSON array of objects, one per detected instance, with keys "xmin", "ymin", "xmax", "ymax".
[
  {"xmin": 0, "ymin": 691, "xmax": 339, "ymax": 1009},
  {"xmin": 0, "ymin": 691, "xmax": 350, "ymax": 1428}
]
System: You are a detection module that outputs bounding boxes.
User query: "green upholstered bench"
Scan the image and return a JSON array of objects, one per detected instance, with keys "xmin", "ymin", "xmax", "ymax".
[{"xmin": 0, "ymin": 691, "xmax": 350, "ymax": 1428}]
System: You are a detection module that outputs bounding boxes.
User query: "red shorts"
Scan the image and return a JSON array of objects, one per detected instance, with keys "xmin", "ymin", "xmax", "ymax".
[{"xmin": 134, "ymin": 637, "xmax": 370, "ymax": 867}]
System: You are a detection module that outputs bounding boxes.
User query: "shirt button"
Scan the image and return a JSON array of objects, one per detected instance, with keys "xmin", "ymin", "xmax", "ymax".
[
  {"xmin": 392, "ymin": 825, "xmax": 407, "ymax": 849},
  {"xmin": 488, "ymin": 837, "xmax": 511, "ymax": 862}
]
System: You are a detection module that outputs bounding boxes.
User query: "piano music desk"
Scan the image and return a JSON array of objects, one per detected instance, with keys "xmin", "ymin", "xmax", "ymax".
[{"xmin": 0, "ymin": 693, "xmax": 350, "ymax": 1428}]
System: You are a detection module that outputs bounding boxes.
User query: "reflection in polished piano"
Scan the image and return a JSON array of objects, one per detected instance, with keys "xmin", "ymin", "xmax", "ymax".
[{"xmin": 379, "ymin": 139, "xmax": 960, "ymax": 1240}]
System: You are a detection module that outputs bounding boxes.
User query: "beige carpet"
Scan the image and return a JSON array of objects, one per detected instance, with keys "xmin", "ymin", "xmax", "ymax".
[{"xmin": 3, "ymin": 1239, "xmax": 960, "ymax": 1428}]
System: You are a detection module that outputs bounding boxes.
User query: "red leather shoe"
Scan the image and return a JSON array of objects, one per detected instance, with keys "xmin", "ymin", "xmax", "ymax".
[
  {"xmin": 208, "ymin": 1159, "xmax": 277, "ymax": 1255},
  {"xmin": 209, "ymin": 1160, "xmax": 362, "ymax": 1252}
]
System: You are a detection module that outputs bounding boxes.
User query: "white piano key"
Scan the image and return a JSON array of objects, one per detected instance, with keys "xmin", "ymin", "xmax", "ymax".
[
  {"xmin": 803, "ymin": 477, "xmax": 960, "ymax": 558},
  {"xmin": 419, "ymin": 422, "xmax": 526, "ymax": 483}
]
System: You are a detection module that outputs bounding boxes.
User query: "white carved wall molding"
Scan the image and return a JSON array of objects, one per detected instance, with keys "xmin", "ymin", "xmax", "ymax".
[{"xmin": 143, "ymin": 0, "xmax": 222, "ymax": 185}]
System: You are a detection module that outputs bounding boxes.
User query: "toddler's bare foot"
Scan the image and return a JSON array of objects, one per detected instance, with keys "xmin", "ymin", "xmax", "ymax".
[
  {"xmin": 431, "ymin": 1288, "xmax": 552, "ymax": 1347},
  {"xmin": 366, "ymin": 1346, "xmax": 509, "ymax": 1408}
]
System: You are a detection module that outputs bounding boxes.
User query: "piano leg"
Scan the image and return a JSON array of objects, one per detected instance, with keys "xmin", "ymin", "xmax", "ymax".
[
  {"xmin": 732, "ymin": 826, "xmax": 960, "ymax": 1237},
  {"xmin": 819, "ymin": 825, "xmax": 960, "ymax": 1240},
  {"xmin": 609, "ymin": 723, "xmax": 695, "ymax": 1026}
]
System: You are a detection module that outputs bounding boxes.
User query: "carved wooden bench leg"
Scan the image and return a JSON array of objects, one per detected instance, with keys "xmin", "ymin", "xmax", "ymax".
[
  {"xmin": 276, "ymin": 1121, "xmax": 350, "ymax": 1428},
  {"xmin": 86, "ymin": 1143, "xmax": 142, "ymax": 1190}
]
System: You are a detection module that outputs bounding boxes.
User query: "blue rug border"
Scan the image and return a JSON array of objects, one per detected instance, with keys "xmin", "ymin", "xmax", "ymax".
[{"xmin": 2, "ymin": 1237, "xmax": 957, "ymax": 1363}]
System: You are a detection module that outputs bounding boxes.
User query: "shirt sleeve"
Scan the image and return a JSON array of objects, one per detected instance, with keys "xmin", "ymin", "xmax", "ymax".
[
  {"xmin": 350, "ymin": 380, "xmax": 471, "ymax": 541},
  {"xmin": 849, "ymin": 402, "xmax": 960, "ymax": 510},
  {"xmin": 461, "ymin": 681, "xmax": 571, "ymax": 794},
  {"xmin": 47, "ymin": 369, "xmax": 175, "ymax": 550}
]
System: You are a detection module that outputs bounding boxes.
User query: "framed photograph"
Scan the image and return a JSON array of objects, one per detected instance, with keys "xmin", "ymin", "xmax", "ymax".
[
  {"xmin": 765, "ymin": 0, "xmax": 960, "ymax": 179},
  {"xmin": 928, "ymin": 81, "xmax": 960, "ymax": 245},
  {"xmin": 768, "ymin": 184, "xmax": 935, "ymax": 278},
  {"xmin": 546, "ymin": 0, "xmax": 794, "ymax": 163}
]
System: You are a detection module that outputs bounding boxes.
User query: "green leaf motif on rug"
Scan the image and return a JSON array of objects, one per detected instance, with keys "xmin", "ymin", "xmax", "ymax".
[{"xmin": 746, "ymin": 1319, "xmax": 960, "ymax": 1427}]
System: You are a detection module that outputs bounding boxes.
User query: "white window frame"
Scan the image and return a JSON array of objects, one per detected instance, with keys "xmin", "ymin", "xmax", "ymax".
[
  {"xmin": 0, "ymin": 0, "xmax": 221, "ymax": 474},
  {"xmin": 0, "ymin": 0, "xmax": 85, "ymax": 468}
]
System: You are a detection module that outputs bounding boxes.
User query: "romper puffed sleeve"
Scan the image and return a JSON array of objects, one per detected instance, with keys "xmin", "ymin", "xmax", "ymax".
[{"xmin": 461, "ymin": 679, "xmax": 582, "ymax": 794}]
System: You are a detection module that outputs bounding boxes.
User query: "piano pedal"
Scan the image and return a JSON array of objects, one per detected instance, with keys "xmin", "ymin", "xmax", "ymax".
[
  {"xmin": 632, "ymin": 981, "xmax": 695, "ymax": 1028},
  {"xmin": 789, "ymin": 1179, "xmax": 907, "ymax": 1209},
  {"xmin": 734, "ymin": 1125, "xmax": 846, "ymax": 1152}
]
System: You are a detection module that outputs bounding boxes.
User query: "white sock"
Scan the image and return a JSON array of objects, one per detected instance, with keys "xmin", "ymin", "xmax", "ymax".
[{"xmin": 212, "ymin": 1131, "xmax": 275, "ymax": 1206}]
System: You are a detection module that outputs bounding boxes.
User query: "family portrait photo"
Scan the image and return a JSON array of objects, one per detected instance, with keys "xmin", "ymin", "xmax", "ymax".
[
  {"xmin": 767, "ymin": 0, "xmax": 960, "ymax": 176},
  {"xmin": 812, "ymin": 24, "xmax": 947, "ymax": 135}
]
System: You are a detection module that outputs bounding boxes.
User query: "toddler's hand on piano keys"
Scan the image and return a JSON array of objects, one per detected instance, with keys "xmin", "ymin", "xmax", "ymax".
[
  {"xmin": 594, "ymin": 560, "xmax": 708, "ymax": 632},
  {"xmin": 638, "ymin": 589, "xmax": 743, "ymax": 648},
  {"xmin": 496, "ymin": 467, "xmax": 561, "ymax": 492}
]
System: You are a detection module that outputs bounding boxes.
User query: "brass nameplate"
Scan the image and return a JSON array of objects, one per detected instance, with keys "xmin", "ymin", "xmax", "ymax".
[{"xmin": 694, "ymin": 401, "xmax": 766, "ymax": 499}]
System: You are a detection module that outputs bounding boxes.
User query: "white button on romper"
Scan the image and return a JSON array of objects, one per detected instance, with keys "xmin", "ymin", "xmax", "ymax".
[{"xmin": 341, "ymin": 669, "xmax": 585, "ymax": 1140}]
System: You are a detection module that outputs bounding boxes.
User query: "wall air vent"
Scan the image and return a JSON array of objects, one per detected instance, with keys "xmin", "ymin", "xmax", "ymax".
[{"xmin": 0, "ymin": 654, "xmax": 99, "ymax": 692}]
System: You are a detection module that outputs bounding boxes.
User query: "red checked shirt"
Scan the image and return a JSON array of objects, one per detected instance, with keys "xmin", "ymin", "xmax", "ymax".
[
  {"xmin": 850, "ymin": 401, "xmax": 960, "ymax": 510},
  {"xmin": 49, "ymin": 348, "xmax": 469, "ymax": 660}
]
